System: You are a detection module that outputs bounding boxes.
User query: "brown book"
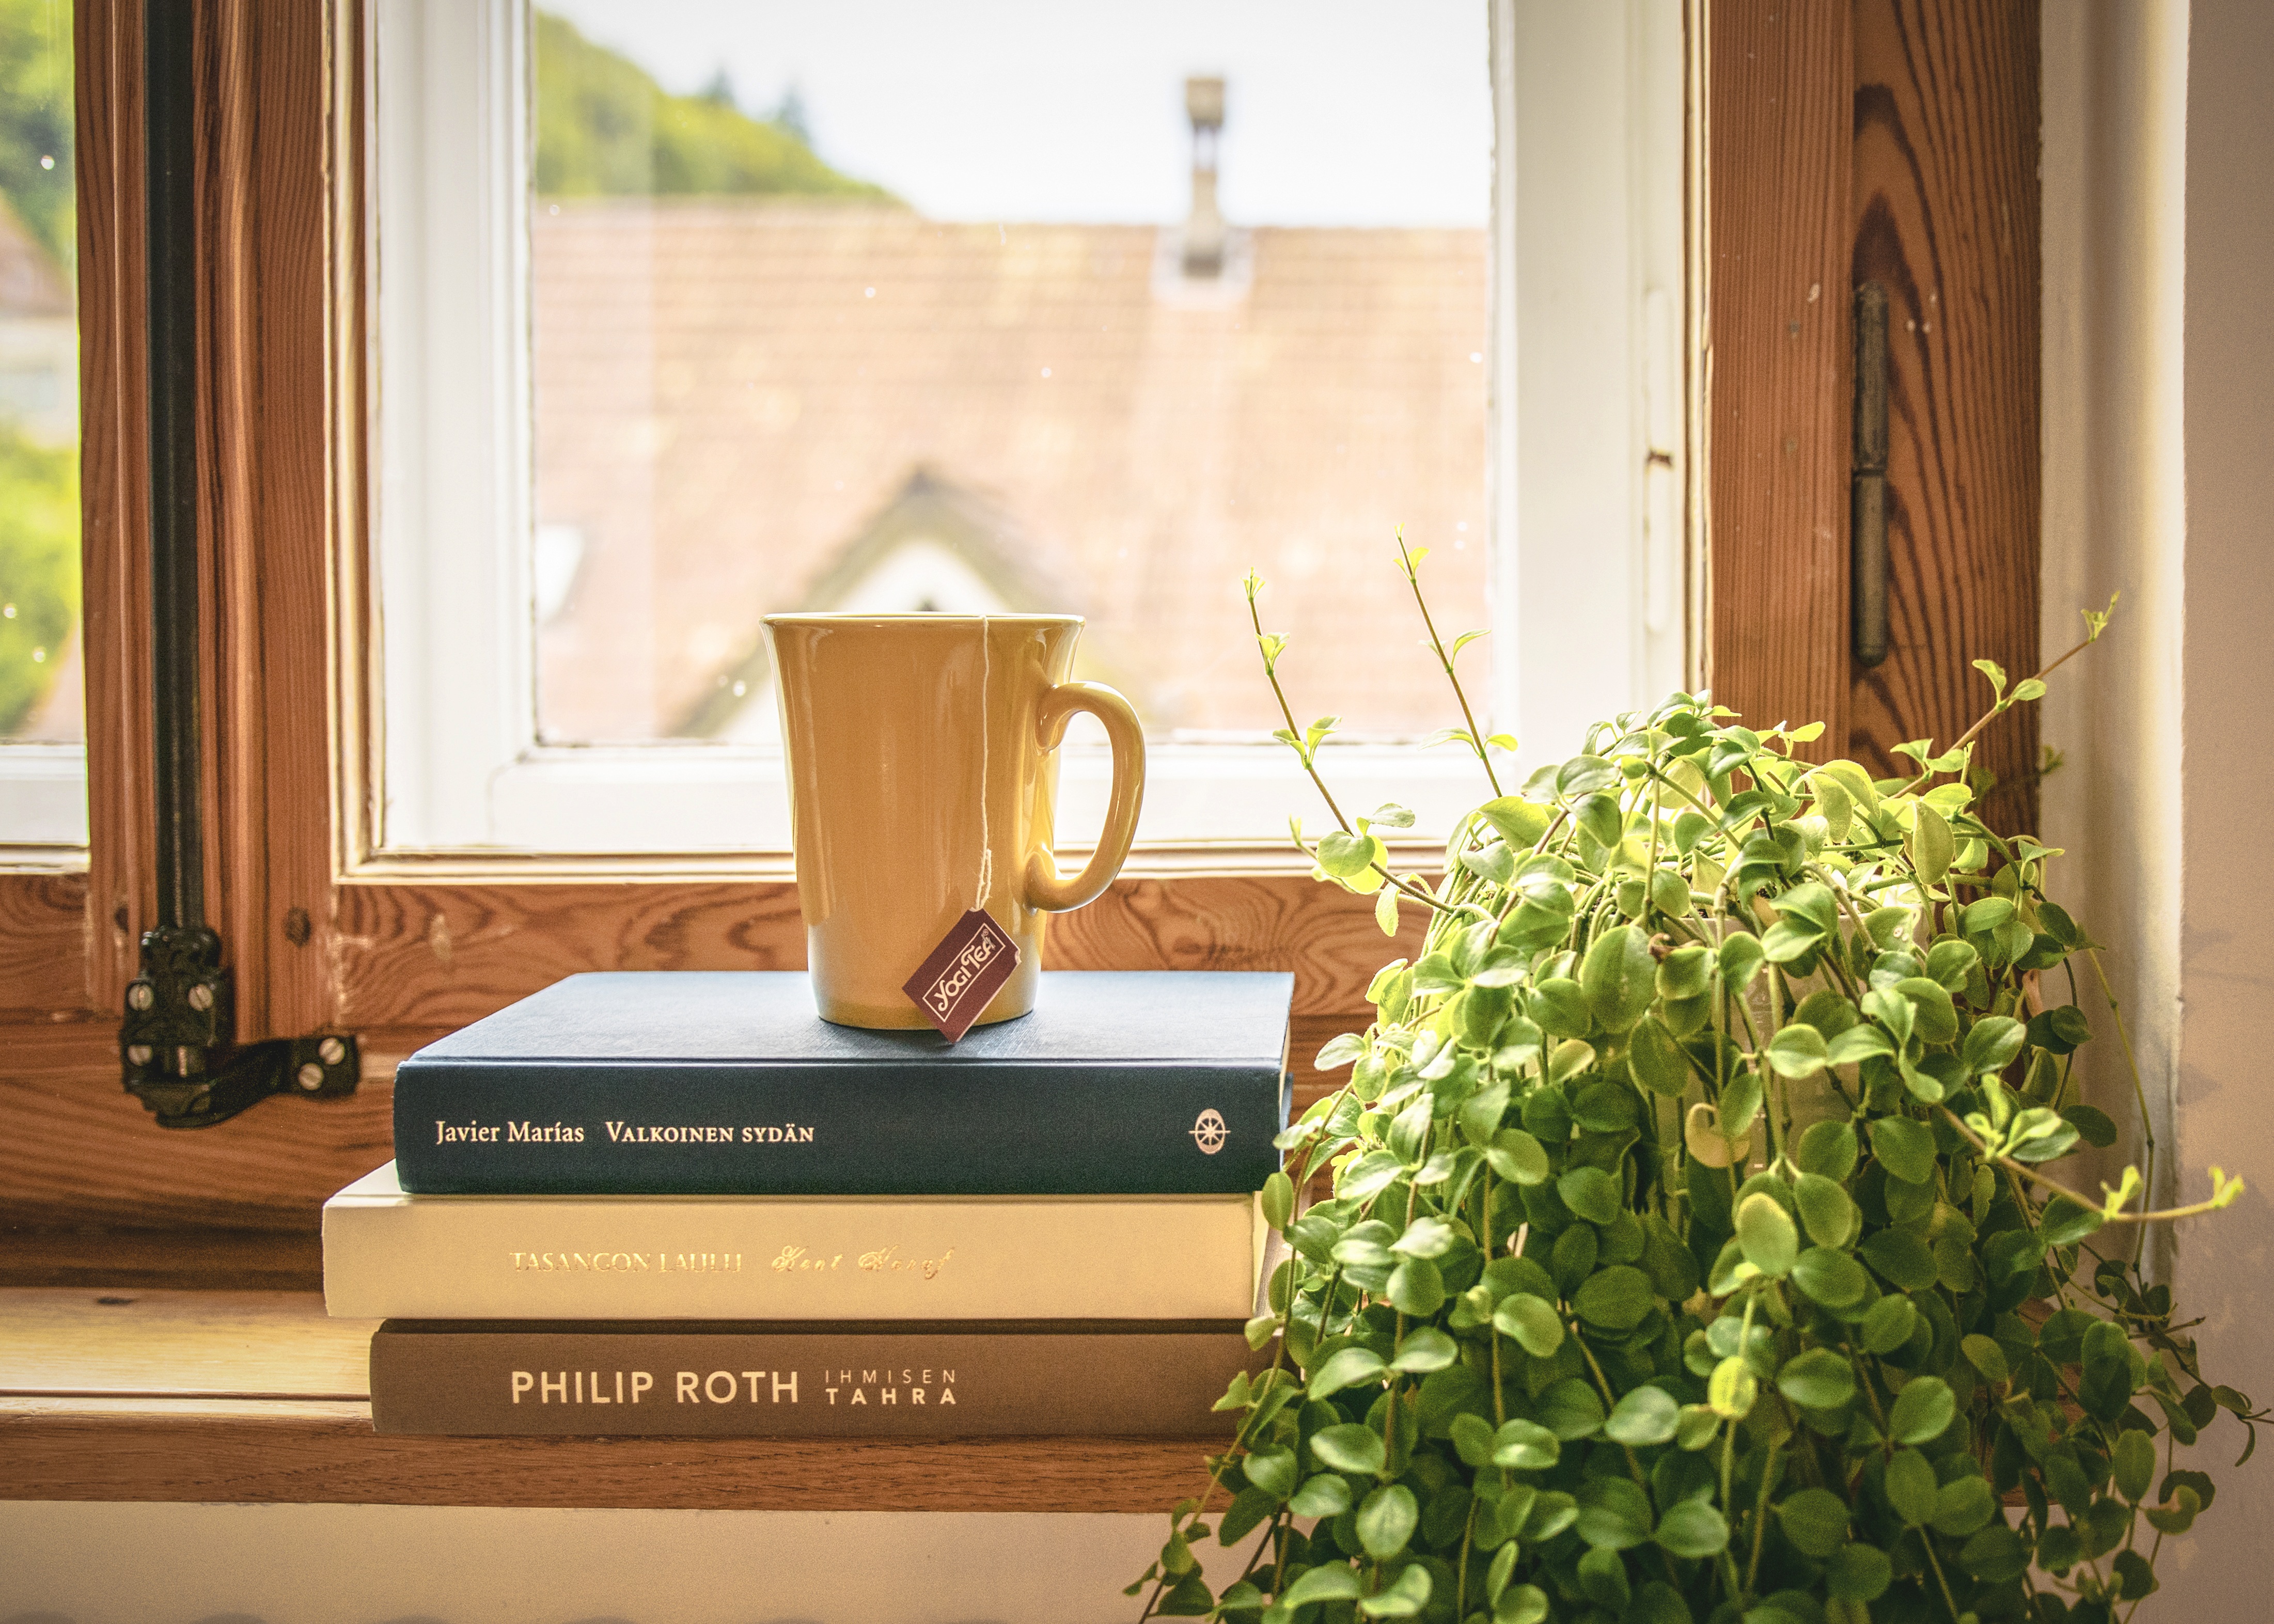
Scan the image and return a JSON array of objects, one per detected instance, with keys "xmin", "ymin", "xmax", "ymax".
[{"xmin": 369, "ymin": 1318, "xmax": 1267, "ymax": 1437}]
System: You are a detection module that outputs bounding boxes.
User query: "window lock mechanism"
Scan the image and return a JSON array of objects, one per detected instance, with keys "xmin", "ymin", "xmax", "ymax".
[{"xmin": 122, "ymin": 0, "xmax": 358, "ymax": 1129}]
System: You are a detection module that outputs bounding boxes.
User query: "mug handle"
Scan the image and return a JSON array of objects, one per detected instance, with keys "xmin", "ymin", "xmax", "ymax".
[{"xmin": 1025, "ymin": 681, "xmax": 1147, "ymax": 912}]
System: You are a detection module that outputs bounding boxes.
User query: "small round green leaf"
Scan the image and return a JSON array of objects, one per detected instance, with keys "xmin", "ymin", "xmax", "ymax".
[
  {"xmin": 1825, "ymin": 1541, "xmax": 1893, "ymax": 1601},
  {"xmin": 1282, "ymin": 1564, "xmax": 1362, "ymax": 1609},
  {"xmin": 1767, "ymin": 1023, "xmax": 1829, "ymax": 1079},
  {"xmin": 1775, "ymin": 1487, "xmax": 1852, "ymax": 1558},
  {"xmin": 1574, "ymin": 1265, "xmax": 1656, "ymax": 1331},
  {"xmin": 1888, "ymin": 1376, "xmax": 1957, "ymax": 1445},
  {"xmin": 1309, "ymin": 1422, "xmax": 1388, "ymax": 1476},
  {"xmin": 1796, "ymin": 1118, "xmax": 1860, "ymax": 1180},
  {"xmin": 1776, "ymin": 1347, "xmax": 1858, "ymax": 1410},
  {"xmin": 1288, "ymin": 1472, "xmax": 1352, "ymax": 1518},
  {"xmin": 1577, "ymin": 1546, "xmax": 1632, "ymax": 1613},
  {"xmin": 1930, "ymin": 1474, "xmax": 1998, "ymax": 1537},
  {"xmin": 1628, "ymin": 1017, "xmax": 1693, "ymax": 1098},
  {"xmin": 1959, "ymin": 1333, "xmax": 2010, "ymax": 1385},
  {"xmin": 1582, "ymin": 924, "xmax": 1659, "ymax": 1033},
  {"xmin": 1386, "ymin": 1258, "xmax": 1447, "ymax": 1317},
  {"xmin": 1390, "ymin": 1326, "xmax": 1459, "ymax": 1373},
  {"xmin": 1735, "ymin": 1191, "xmax": 1798, "ymax": 1278},
  {"xmin": 1559, "ymin": 1164, "xmax": 1623, "ymax": 1224},
  {"xmin": 1860, "ymin": 1294, "xmax": 1920, "ymax": 1354},
  {"xmin": 1261, "ymin": 1171, "xmax": 1296, "ymax": 1232},
  {"xmin": 1959, "ymin": 1523, "xmax": 2031, "ymax": 1584},
  {"xmin": 1243, "ymin": 1444, "xmax": 1297, "ymax": 1500},
  {"xmin": 1308, "ymin": 1346, "xmax": 1388, "ymax": 1400},
  {"xmin": 1707, "ymin": 1355, "xmax": 1758, "ymax": 1420},
  {"xmin": 1655, "ymin": 1498, "xmax": 1731, "ymax": 1558},
  {"xmin": 1490, "ymin": 1417, "xmax": 1563, "ymax": 1471},
  {"xmin": 1869, "ymin": 1116, "xmax": 1938, "ymax": 1185},
  {"xmin": 1791, "ymin": 1246, "xmax": 1870, "ymax": 1311},
  {"xmin": 1961, "ymin": 1014, "xmax": 2028, "ymax": 1076},
  {"xmin": 2113, "ymin": 1428, "xmax": 2158, "ymax": 1503},
  {"xmin": 1494, "ymin": 1584, "xmax": 1549, "ymax": 1624},
  {"xmin": 1536, "ymin": 1377, "xmax": 1609, "ymax": 1440},
  {"xmin": 1493, "ymin": 1292, "xmax": 1567, "ymax": 1358},
  {"xmin": 1859, "ymin": 1228, "xmax": 1939, "ymax": 1292},
  {"xmin": 1884, "ymin": 1448, "xmax": 1938, "ymax": 1527},
  {"xmin": 1357, "ymin": 1563, "xmax": 1431, "ymax": 1617},
  {"xmin": 1573, "ymin": 1475, "xmax": 1656, "ymax": 1550},
  {"xmin": 1795, "ymin": 1174, "xmax": 1859, "ymax": 1249},
  {"xmin": 1605, "ymin": 1384, "xmax": 1681, "ymax": 1446},
  {"xmin": 1356, "ymin": 1483, "xmax": 1419, "ymax": 1559},
  {"xmin": 1486, "ymin": 1126, "xmax": 1551, "ymax": 1185}
]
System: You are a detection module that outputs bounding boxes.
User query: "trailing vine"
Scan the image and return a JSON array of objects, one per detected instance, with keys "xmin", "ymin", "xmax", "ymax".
[{"xmin": 1133, "ymin": 557, "xmax": 2260, "ymax": 1624}]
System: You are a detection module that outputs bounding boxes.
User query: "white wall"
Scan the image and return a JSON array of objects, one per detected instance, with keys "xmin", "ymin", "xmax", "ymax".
[
  {"xmin": 2042, "ymin": 0, "xmax": 2274, "ymax": 1607},
  {"xmin": 2166, "ymin": 0, "xmax": 2274, "ymax": 1604}
]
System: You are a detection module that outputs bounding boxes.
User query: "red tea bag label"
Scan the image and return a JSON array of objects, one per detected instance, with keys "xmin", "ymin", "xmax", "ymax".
[{"xmin": 902, "ymin": 910, "xmax": 1021, "ymax": 1042}]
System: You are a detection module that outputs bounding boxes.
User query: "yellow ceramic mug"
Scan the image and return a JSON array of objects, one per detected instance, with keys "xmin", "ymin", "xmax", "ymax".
[{"xmin": 763, "ymin": 614, "xmax": 1147, "ymax": 1029}]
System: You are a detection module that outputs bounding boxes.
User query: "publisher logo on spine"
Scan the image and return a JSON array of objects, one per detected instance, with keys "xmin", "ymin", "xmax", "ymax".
[{"xmin": 1189, "ymin": 1109, "xmax": 1228, "ymax": 1154}]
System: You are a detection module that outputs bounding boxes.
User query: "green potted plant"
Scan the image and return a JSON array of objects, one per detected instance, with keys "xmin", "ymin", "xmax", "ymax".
[{"xmin": 1132, "ymin": 550, "xmax": 2260, "ymax": 1624}]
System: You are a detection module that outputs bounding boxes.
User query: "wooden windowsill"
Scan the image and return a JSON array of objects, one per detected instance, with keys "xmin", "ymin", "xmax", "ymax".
[{"xmin": 0, "ymin": 1286, "xmax": 1228, "ymax": 1512}]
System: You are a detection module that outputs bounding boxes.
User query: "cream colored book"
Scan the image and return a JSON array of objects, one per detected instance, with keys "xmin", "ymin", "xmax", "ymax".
[{"xmin": 322, "ymin": 1163, "xmax": 1265, "ymax": 1321}]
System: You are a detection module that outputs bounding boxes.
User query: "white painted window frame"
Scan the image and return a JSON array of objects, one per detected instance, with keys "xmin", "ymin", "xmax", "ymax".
[
  {"xmin": 363, "ymin": 0, "xmax": 1687, "ymax": 858},
  {"xmin": 0, "ymin": 743, "xmax": 89, "ymax": 850}
]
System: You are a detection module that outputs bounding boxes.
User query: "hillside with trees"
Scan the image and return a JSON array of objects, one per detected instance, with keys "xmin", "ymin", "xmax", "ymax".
[{"xmin": 536, "ymin": 12, "xmax": 897, "ymax": 202}]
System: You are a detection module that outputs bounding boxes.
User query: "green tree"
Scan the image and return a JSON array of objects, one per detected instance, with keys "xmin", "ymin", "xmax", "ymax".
[
  {"xmin": 535, "ymin": 12, "xmax": 895, "ymax": 202},
  {"xmin": 0, "ymin": 0, "xmax": 74, "ymax": 269},
  {"xmin": 0, "ymin": 422, "xmax": 79, "ymax": 735}
]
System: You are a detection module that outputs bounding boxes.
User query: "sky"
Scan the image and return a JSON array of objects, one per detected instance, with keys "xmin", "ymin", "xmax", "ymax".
[{"xmin": 539, "ymin": 0, "xmax": 1494, "ymax": 227}]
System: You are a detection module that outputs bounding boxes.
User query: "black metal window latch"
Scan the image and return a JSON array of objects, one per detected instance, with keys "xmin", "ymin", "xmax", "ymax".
[{"xmin": 121, "ymin": 0, "xmax": 357, "ymax": 1128}]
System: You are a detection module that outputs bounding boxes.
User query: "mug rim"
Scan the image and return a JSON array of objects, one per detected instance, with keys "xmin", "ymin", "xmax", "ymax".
[{"xmin": 762, "ymin": 612, "xmax": 1086, "ymax": 627}]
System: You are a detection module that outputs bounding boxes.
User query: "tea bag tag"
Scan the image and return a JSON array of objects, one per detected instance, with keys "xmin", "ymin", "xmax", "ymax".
[{"xmin": 902, "ymin": 910, "xmax": 1021, "ymax": 1042}]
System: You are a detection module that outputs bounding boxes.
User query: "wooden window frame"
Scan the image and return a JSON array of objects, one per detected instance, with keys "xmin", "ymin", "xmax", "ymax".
[
  {"xmin": 3, "ymin": 0, "xmax": 1436, "ymax": 1237},
  {"xmin": 2, "ymin": 0, "xmax": 2042, "ymax": 1248}
]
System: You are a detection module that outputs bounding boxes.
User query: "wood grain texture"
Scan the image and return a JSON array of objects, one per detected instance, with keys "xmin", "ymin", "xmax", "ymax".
[
  {"xmin": 191, "ymin": 0, "xmax": 342, "ymax": 1044},
  {"xmin": 1704, "ymin": 0, "xmax": 1854, "ymax": 754},
  {"xmin": 0, "ymin": 872, "xmax": 93, "ymax": 1020},
  {"xmin": 0, "ymin": 997, "xmax": 1395, "ymax": 1233},
  {"xmin": 1849, "ymin": 0, "xmax": 2041, "ymax": 829},
  {"xmin": 73, "ymin": 0, "xmax": 155, "ymax": 1014},
  {"xmin": 333, "ymin": 873, "xmax": 1422, "ymax": 1032},
  {"xmin": 0, "ymin": 1288, "xmax": 371, "ymax": 1397},
  {"xmin": 0, "ymin": 1229, "xmax": 324, "ymax": 1292},
  {"xmin": 0, "ymin": 1398, "xmax": 1229, "ymax": 1511},
  {"xmin": 0, "ymin": 1020, "xmax": 391, "ymax": 1232}
]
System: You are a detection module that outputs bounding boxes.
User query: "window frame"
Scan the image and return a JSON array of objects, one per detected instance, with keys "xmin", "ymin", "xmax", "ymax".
[
  {"xmin": 367, "ymin": 0, "xmax": 1690, "ymax": 856},
  {"xmin": 26, "ymin": 0, "xmax": 1988, "ymax": 1242}
]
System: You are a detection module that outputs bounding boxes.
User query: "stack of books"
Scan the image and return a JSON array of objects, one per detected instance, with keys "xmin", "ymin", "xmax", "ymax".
[{"xmin": 322, "ymin": 970, "xmax": 1290, "ymax": 1438}]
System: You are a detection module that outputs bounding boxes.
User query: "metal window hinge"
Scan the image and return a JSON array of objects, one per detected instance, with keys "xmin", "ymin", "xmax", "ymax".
[
  {"xmin": 122, "ymin": 0, "xmax": 358, "ymax": 1130},
  {"xmin": 121, "ymin": 926, "xmax": 359, "ymax": 1129},
  {"xmin": 1852, "ymin": 282, "xmax": 1891, "ymax": 667}
]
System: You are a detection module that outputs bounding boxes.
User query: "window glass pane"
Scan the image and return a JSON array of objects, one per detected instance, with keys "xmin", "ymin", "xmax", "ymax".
[
  {"xmin": 530, "ymin": 1, "xmax": 1490, "ymax": 748},
  {"xmin": 0, "ymin": 0, "xmax": 81, "ymax": 752}
]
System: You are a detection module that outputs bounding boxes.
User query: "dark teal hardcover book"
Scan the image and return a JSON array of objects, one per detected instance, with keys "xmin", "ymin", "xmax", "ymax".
[{"xmin": 391, "ymin": 971, "xmax": 1291, "ymax": 1196}]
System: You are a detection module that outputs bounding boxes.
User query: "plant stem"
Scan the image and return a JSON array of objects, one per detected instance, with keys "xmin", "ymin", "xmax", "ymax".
[
  {"xmin": 2087, "ymin": 947, "xmax": 2160, "ymax": 1269},
  {"xmin": 1893, "ymin": 626, "xmax": 2104, "ymax": 797},
  {"xmin": 1395, "ymin": 528, "xmax": 1503, "ymax": 797},
  {"xmin": 1920, "ymin": 1534, "xmax": 1964, "ymax": 1622},
  {"xmin": 1934, "ymin": 1107, "xmax": 2228, "ymax": 1224}
]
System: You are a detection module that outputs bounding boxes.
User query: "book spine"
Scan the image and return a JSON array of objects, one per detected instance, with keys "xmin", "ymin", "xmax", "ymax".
[
  {"xmin": 370, "ymin": 1324, "xmax": 1257, "ymax": 1436},
  {"xmin": 392, "ymin": 1061, "xmax": 1285, "ymax": 1196},
  {"xmin": 324, "ymin": 1186, "xmax": 1262, "ymax": 1321}
]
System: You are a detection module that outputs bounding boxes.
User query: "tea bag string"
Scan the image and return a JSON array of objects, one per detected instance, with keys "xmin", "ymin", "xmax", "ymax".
[{"xmin": 972, "ymin": 617, "xmax": 993, "ymax": 912}]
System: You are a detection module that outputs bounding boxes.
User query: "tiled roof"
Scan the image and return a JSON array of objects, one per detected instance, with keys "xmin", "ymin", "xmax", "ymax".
[{"xmin": 532, "ymin": 200, "xmax": 1490, "ymax": 743}]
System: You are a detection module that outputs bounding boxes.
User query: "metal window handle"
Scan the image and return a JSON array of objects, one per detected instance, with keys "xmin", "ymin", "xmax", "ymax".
[{"xmin": 1852, "ymin": 282, "xmax": 1890, "ymax": 668}]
